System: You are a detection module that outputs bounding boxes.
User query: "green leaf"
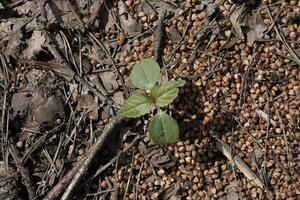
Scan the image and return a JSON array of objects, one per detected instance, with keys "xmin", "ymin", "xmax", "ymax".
[
  {"xmin": 119, "ymin": 94, "xmax": 153, "ymax": 118},
  {"xmin": 148, "ymin": 111, "xmax": 179, "ymax": 144},
  {"xmin": 151, "ymin": 79, "xmax": 186, "ymax": 107},
  {"xmin": 130, "ymin": 58, "xmax": 160, "ymax": 90}
]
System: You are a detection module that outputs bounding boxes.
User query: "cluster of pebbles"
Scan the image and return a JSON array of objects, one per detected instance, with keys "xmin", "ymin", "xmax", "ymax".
[{"xmin": 98, "ymin": 0, "xmax": 299, "ymax": 200}]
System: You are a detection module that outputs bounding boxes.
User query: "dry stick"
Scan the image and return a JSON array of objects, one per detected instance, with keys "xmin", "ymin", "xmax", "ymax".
[
  {"xmin": 80, "ymin": 135, "xmax": 140, "ymax": 188},
  {"xmin": 36, "ymin": 0, "xmax": 117, "ymax": 108},
  {"xmin": 88, "ymin": 32, "xmax": 124, "ymax": 85},
  {"xmin": 9, "ymin": 140, "xmax": 36, "ymax": 200},
  {"xmin": 88, "ymin": 0, "xmax": 105, "ymax": 29},
  {"xmin": 266, "ymin": 6, "xmax": 300, "ymax": 65},
  {"xmin": 134, "ymin": 162, "xmax": 144, "ymax": 200},
  {"xmin": 43, "ymin": 155, "xmax": 86, "ymax": 200},
  {"xmin": 0, "ymin": 52, "xmax": 11, "ymax": 170},
  {"xmin": 21, "ymin": 124, "xmax": 63, "ymax": 164},
  {"xmin": 60, "ymin": 117, "xmax": 123, "ymax": 200},
  {"xmin": 123, "ymin": 152, "xmax": 134, "ymax": 200},
  {"xmin": 66, "ymin": 0, "xmax": 85, "ymax": 28},
  {"xmin": 154, "ymin": 9, "xmax": 166, "ymax": 64},
  {"xmin": 44, "ymin": 117, "xmax": 124, "ymax": 200}
]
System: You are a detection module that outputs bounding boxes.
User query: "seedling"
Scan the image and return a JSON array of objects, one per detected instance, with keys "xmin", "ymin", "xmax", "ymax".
[{"xmin": 119, "ymin": 58, "xmax": 186, "ymax": 144}]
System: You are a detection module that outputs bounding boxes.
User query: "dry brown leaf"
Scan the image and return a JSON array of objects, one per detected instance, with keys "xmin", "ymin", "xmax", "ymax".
[
  {"xmin": 229, "ymin": 5, "xmax": 246, "ymax": 40},
  {"xmin": 138, "ymin": 0, "xmax": 182, "ymax": 17},
  {"xmin": 230, "ymin": 6, "xmax": 268, "ymax": 42},
  {"xmin": 216, "ymin": 139, "xmax": 265, "ymax": 189},
  {"xmin": 11, "ymin": 91, "xmax": 32, "ymax": 117},
  {"xmin": 112, "ymin": 91, "xmax": 124, "ymax": 106},
  {"xmin": 224, "ymin": 181, "xmax": 241, "ymax": 200},
  {"xmin": 22, "ymin": 30, "xmax": 46, "ymax": 59},
  {"xmin": 13, "ymin": 1, "xmax": 38, "ymax": 16},
  {"xmin": 99, "ymin": 72, "xmax": 119, "ymax": 93},
  {"xmin": 104, "ymin": 9, "xmax": 116, "ymax": 32},
  {"xmin": 138, "ymin": 141, "xmax": 176, "ymax": 169},
  {"xmin": 76, "ymin": 94, "xmax": 99, "ymax": 120},
  {"xmin": 33, "ymin": 96, "xmax": 65, "ymax": 124},
  {"xmin": 45, "ymin": 0, "xmax": 83, "ymax": 28},
  {"xmin": 222, "ymin": 36, "xmax": 239, "ymax": 50},
  {"xmin": 244, "ymin": 10, "xmax": 268, "ymax": 42},
  {"xmin": 33, "ymin": 60, "xmax": 75, "ymax": 81}
]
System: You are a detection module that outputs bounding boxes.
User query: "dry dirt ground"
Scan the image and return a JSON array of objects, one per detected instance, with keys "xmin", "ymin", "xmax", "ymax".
[{"xmin": 0, "ymin": 0, "xmax": 299, "ymax": 200}]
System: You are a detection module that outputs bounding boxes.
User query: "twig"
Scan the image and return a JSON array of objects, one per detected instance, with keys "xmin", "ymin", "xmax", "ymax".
[
  {"xmin": 35, "ymin": 0, "xmax": 118, "ymax": 108},
  {"xmin": 44, "ymin": 117, "xmax": 125, "ymax": 200},
  {"xmin": 0, "ymin": 52, "xmax": 12, "ymax": 170},
  {"xmin": 66, "ymin": 0, "xmax": 85, "ymax": 29},
  {"xmin": 154, "ymin": 9, "xmax": 166, "ymax": 65},
  {"xmin": 216, "ymin": 139, "xmax": 265, "ymax": 189},
  {"xmin": 134, "ymin": 162, "xmax": 143, "ymax": 200},
  {"xmin": 266, "ymin": 5, "xmax": 300, "ymax": 65},
  {"xmin": 88, "ymin": 32, "xmax": 124, "ymax": 84},
  {"xmin": 88, "ymin": 0, "xmax": 105, "ymax": 29},
  {"xmin": 37, "ymin": 0, "xmax": 47, "ymax": 27},
  {"xmin": 43, "ymin": 155, "xmax": 86, "ymax": 200},
  {"xmin": 21, "ymin": 124, "xmax": 63, "ymax": 164},
  {"xmin": 82, "ymin": 136, "xmax": 140, "ymax": 186},
  {"xmin": 9, "ymin": 139, "xmax": 36, "ymax": 200},
  {"xmin": 123, "ymin": 151, "xmax": 134, "ymax": 200},
  {"xmin": 60, "ymin": 117, "xmax": 124, "ymax": 200}
]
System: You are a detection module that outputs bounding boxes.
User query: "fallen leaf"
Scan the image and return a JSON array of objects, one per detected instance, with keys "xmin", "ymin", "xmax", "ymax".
[
  {"xmin": 33, "ymin": 96, "xmax": 65, "ymax": 124},
  {"xmin": 216, "ymin": 139, "xmax": 265, "ymax": 189},
  {"xmin": 13, "ymin": 1, "xmax": 38, "ymax": 16},
  {"xmin": 138, "ymin": 141, "xmax": 176, "ymax": 168},
  {"xmin": 45, "ymin": 0, "xmax": 83, "ymax": 28},
  {"xmin": 224, "ymin": 181, "xmax": 241, "ymax": 200},
  {"xmin": 230, "ymin": 6, "xmax": 268, "ymax": 42},
  {"xmin": 244, "ymin": 10, "xmax": 268, "ymax": 42},
  {"xmin": 76, "ymin": 94, "xmax": 99, "ymax": 120},
  {"xmin": 222, "ymin": 36, "xmax": 239, "ymax": 50},
  {"xmin": 99, "ymin": 72, "xmax": 119, "ymax": 93},
  {"xmin": 11, "ymin": 91, "xmax": 32, "ymax": 117},
  {"xmin": 229, "ymin": 5, "xmax": 246, "ymax": 40},
  {"xmin": 104, "ymin": 8, "xmax": 116, "ymax": 32},
  {"xmin": 0, "ymin": 19, "xmax": 24, "ymax": 58},
  {"xmin": 22, "ymin": 30, "xmax": 46, "ymax": 59},
  {"xmin": 112, "ymin": 91, "xmax": 124, "ymax": 105}
]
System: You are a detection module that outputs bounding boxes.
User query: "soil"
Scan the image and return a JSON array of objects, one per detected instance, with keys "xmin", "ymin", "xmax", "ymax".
[{"xmin": 0, "ymin": 0, "xmax": 299, "ymax": 200}]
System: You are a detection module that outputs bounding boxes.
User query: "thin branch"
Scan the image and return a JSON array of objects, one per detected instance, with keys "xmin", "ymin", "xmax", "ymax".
[
  {"xmin": 154, "ymin": 9, "xmax": 166, "ymax": 65},
  {"xmin": 9, "ymin": 140, "xmax": 36, "ymax": 200},
  {"xmin": 54, "ymin": 117, "xmax": 124, "ymax": 200}
]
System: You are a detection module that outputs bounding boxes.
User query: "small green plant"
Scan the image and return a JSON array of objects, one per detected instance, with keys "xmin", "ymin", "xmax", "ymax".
[{"xmin": 119, "ymin": 58, "xmax": 186, "ymax": 144}]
